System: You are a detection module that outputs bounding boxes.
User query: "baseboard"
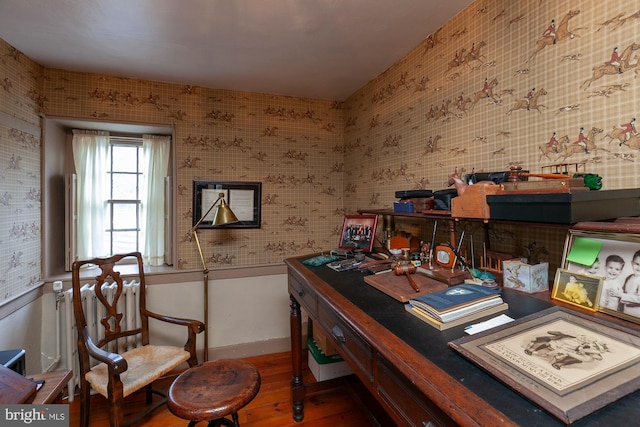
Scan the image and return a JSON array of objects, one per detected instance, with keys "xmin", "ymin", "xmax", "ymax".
[{"xmin": 207, "ymin": 333, "xmax": 308, "ymax": 360}]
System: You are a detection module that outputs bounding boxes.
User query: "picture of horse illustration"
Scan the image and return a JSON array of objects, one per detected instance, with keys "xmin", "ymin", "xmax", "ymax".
[
  {"xmin": 555, "ymin": 127, "xmax": 607, "ymax": 161},
  {"xmin": 506, "ymin": 88, "xmax": 548, "ymax": 115},
  {"xmin": 606, "ymin": 127, "xmax": 640, "ymax": 150},
  {"xmin": 423, "ymin": 135, "xmax": 442, "ymax": 154},
  {"xmin": 527, "ymin": 10, "xmax": 582, "ymax": 63},
  {"xmin": 463, "ymin": 40, "xmax": 487, "ymax": 69},
  {"xmin": 539, "ymin": 135, "xmax": 569, "ymax": 161},
  {"xmin": 470, "ymin": 77, "xmax": 499, "ymax": 110},
  {"xmin": 444, "ymin": 48, "xmax": 466, "ymax": 75},
  {"xmin": 581, "ymin": 42, "xmax": 640, "ymax": 90}
]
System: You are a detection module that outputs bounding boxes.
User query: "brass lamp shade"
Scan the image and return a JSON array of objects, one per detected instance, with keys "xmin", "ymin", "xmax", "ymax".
[{"xmin": 213, "ymin": 197, "xmax": 239, "ymax": 225}]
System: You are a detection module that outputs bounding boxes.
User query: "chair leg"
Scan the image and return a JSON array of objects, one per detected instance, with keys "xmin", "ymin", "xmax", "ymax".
[
  {"xmin": 79, "ymin": 380, "xmax": 91, "ymax": 427},
  {"xmin": 146, "ymin": 383, "xmax": 153, "ymax": 404},
  {"xmin": 107, "ymin": 380, "xmax": 125, "ymax": 427},
  {"xmin": 108, "ymin": 396, "xmax": 125, "ymax": 427}
]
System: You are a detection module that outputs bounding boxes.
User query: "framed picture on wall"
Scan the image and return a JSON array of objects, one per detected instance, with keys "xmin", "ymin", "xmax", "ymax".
[
  {"xmin": 562, "ymin": 228, "xmax": 640, "ymax": 324},
  {"xmin": 193, "ymin": 180, "xmax": 262, "ymax": 229}
]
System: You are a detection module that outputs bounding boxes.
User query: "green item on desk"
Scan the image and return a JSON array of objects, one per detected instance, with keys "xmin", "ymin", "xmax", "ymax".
[
  {"xmin": 574, "ymin": 173, "xmax": 602, "ymax": 190},
  {"xmin": 303, "ymin": 254, "xmax": 339, "ymax": 266}
]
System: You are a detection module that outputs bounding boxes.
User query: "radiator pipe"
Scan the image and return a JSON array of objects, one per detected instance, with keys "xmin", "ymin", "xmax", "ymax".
[{"xmin": 43, "ymin": 282, "xmax": 64, "ymax": 372}]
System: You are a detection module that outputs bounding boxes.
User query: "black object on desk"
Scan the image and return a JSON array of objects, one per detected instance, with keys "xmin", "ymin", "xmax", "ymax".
[{"xmin": 0, "ymin": 348, "xmax": 26, "ymax": 376}]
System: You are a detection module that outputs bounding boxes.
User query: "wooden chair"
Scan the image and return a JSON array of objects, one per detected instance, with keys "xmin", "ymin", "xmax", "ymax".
[{"xmin": 71, "ymin": 252, "xmax": 205, "ymax": 427}]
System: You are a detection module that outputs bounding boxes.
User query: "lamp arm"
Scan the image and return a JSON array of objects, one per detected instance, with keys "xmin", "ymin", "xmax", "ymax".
[
  {"xmin": 192, "ymin": 193, "xmax": 223, "ymax": 231},
  {"xmin": 191, "ymin": 194, "xmax": 223, "ymax": 273}
]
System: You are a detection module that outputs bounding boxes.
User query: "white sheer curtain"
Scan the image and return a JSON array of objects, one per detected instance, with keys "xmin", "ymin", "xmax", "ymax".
[
  {"xmin": 140, "ymin": 134, "xmax": 170, "ymax": 266},
  {"xmin": 72, "ymin": 130, "xmax": 109, "ymax": 259}
]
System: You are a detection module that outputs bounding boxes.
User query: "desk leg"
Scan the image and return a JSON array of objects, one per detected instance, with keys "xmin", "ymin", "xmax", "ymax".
[{"xmin": 289, "ymin": 295, "xmax": 304, "ymax": 422}]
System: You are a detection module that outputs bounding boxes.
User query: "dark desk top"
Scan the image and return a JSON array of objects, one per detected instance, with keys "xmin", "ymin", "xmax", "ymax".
[{"xmin": 299, "ymin": 259, "xmax": 640, "ymax": 427}]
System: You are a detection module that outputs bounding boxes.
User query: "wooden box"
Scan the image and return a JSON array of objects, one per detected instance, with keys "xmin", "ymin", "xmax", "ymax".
[
  {"xmin": 451, "ymin": 184, "xmax": 502, "ymax": 219},
  {"xmin": 312, "ymin": 325, "xmax": 339, "ymax": 356},
  {"xmin": 502, "ymin": 260, "xmax": 549, "ymax": 293}
]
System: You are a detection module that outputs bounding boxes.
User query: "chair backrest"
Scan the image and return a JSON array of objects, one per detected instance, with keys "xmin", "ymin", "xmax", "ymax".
[{"xmin": 71, "ymin": 252, "xmax": 151, "ymax": 362}]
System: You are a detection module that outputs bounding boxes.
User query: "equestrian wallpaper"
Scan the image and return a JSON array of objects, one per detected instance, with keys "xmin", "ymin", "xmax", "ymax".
[{"xmin": 1, "ymin": 0, "xmax": 640, "ymax": 301}]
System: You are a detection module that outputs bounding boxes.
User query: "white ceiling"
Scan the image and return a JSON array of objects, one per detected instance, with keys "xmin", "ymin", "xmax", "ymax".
[{"xmin": 0, "ymin": 0, "xmax": 473, "ymax": 101}]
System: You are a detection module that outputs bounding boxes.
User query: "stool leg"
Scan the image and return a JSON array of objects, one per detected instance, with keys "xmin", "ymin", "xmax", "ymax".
[
  {"xmin": 207, "ymin": 419, "xmax": 236, "ymax": 427},
  {"xmin": 232, "ymin": 412, "xmax": 239, "ymax": 426}
]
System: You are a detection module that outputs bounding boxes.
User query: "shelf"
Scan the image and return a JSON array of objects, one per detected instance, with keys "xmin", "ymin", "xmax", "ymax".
[{"xmin": 359, "ymin": 209, "xmax": 574, "ymax": 229}]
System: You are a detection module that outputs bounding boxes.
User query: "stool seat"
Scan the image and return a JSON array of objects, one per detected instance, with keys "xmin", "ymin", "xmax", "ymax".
[{"xmin": 168, "ymin": 359, "xmax": 261, "ymax": 425}]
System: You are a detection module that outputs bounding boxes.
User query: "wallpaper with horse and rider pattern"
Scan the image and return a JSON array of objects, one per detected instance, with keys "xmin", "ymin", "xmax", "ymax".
[{"xmin": 1, "ymin": 0, "xmax": 640, "ymax": 300}]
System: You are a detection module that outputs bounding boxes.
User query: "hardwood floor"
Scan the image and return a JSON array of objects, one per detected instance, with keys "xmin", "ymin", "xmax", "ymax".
[{"xmin": 68, "ymin": 351, "xmax": 393, "ymax": 426}]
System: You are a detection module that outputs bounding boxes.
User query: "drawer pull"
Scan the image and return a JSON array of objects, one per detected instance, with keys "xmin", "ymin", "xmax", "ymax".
[
  {"xmin": 422, "ymin": 422, "xmax": 435, "ymax": 427},
  {"xmin": 296, "ymin": 287, "xmax": 305, "ymax": 297},
  {"xmin": 331, "ymin": 325, "xmax": 346, "ymax": 343}
]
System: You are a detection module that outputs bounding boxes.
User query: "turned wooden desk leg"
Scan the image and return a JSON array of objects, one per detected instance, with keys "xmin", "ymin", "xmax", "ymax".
[{"xmin": 289, "ymin": 295, "xmax": 305, "ymax": 422}]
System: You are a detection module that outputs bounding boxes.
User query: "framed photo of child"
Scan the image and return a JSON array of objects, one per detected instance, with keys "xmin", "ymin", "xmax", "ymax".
[
  {"xmin": 552, "ymin": 269, "xmax": 601, "ymax": 312},
  {"xmin": 563, "ymin": 226, "xmax": 640, "ymax": 324}
]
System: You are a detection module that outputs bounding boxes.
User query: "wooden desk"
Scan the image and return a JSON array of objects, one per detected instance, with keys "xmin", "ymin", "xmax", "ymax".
[
  {"xmin": 286, "ymin": 255, "xmax": 640, "ymax": 426},
  {"xmin": 29, "ymin": 370, "xmax": 72, "ymax": 404}
]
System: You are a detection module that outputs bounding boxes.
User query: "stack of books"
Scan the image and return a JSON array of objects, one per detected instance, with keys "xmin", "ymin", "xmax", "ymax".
[{"xmin": 405, "ymin": 283, "xmax": 508, "ymax": 330}]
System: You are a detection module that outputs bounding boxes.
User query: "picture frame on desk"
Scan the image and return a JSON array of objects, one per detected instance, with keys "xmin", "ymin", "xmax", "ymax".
[
  {"xmin": 551, "ymin": 269, "xmax": 600, "ymax": 312},
  {"xmin": 562, "ymin": 229, "xmax": 640, "ymax": 324},
  {"xmin": 338, "ymin": 214, "xmax": 378, "ymax": 252},
  {"xmin": 449, "ymin": 306, "xmax": 640, "ymax": 424}
]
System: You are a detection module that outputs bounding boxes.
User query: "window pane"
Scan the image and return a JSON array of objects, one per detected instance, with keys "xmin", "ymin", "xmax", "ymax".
[
  {"xmin": 112, "ymin": 173, "xmax": 138, "ymax": 199},
  {"xmin": 112, "ymin": 203, "xmax": 138, "ymax": 230},
  {"xmin": 112, "ymin": 231, "xmax": 138, "ymax": 253},
  {"xmin": 111, "ymin": 146, "xmax": 138, "ymax": 172}
]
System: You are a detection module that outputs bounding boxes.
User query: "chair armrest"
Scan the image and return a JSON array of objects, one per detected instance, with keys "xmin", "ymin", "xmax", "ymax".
[
  {"xmin": 81, "ymin": 327, "xmax": 128, "ymax": 374},
  {"xmin": 144, "ymin": 311, "xmax": 205, "ymax": 366},
  {"xmin": 145, "ymin": 310, "xmax": 205, "ymax": 334}
]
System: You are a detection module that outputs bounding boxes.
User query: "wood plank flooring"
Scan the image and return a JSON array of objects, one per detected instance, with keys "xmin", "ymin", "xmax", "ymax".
[{"xmin": 68, "ymin": 351, "xmax": 394, "ymax": 426}]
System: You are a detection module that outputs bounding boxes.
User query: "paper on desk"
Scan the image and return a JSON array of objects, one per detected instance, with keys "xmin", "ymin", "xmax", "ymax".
[{"xmin": 464, "ymin": 314, "xmax": 514, "ymax": 335}]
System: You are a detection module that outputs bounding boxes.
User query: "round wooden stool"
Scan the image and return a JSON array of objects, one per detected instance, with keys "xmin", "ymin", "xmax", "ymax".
[{"xmin": 167, "ymin": 359, "xmax": 261, "ymax": 427}]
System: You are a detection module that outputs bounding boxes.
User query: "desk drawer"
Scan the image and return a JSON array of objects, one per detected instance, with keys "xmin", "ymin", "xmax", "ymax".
[
  {"xmin": 317, "ymin": 299, "xmax": 373, "ymax": 383},
  {"xmin": 288, "ymin": 273, "xmax": 317, "ymax": 317},
  {"xmin": 377, "ymin": 355, "xmax": 455, "ymax": 427}
]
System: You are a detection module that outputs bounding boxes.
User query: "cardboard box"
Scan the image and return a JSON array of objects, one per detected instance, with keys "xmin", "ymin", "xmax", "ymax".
[
  {"xmin": 312, "ymin": 326, "xmax": 338, "ymax": 356},
  {"xmin": 307, "ymin": 338, "xmax": 353, "ymax": 381},
  {"xmin": 502, "ymin": 260, "xmax": 549, "ymax": 293}
]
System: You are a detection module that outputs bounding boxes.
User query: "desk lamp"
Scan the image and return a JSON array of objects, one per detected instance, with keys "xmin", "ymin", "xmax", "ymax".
[{"xmin": 191, "ymin": 192, "xmax": 239, "ymax": 361}]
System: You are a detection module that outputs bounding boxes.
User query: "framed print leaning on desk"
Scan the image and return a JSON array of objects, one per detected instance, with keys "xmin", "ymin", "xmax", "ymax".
[
  {"xmin": 449, "ymin": 306, "xmax": 640, "ymax": 424},
  {"xmin": 562, "ymin": 228, "xmax": 640, "ymax": 324}
]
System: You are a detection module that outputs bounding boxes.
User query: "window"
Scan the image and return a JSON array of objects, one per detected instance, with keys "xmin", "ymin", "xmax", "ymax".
[
  {"xmin": 107, "ymin": 142, "xmax": 142, "ymax": 254},
  {"xmin": 68, "ymin": 130, "xmax": 172, "ymax": 267}
]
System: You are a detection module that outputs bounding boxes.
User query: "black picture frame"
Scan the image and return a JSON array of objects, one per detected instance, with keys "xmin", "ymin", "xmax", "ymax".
[{"xmin": 193, "ymin": 180, "xmax": 261, "ymax": 229}]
